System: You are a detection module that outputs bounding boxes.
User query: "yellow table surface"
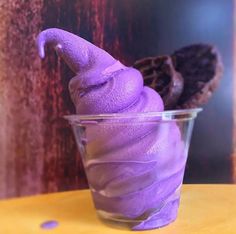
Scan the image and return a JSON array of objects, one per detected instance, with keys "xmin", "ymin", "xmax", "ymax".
[{"xmin": 0, "ymin": 185, "xmax": 235, "ymax": 234}]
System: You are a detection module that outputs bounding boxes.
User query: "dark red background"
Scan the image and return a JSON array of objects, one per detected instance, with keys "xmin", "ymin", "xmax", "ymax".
[{"xmin": 0, "ymin": 0, "xmax": 234, "ymax": 198}]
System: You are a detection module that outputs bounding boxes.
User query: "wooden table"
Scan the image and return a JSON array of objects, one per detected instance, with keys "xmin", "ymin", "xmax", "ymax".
[{"xmin": 0, "ymin": 185, "xmax": 235, "ymax": 234}]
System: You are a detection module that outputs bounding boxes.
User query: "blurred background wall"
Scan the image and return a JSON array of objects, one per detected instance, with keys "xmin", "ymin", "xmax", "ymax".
[{"xmin": 0, "ymin": 0, "xmax": 234, "ymax": 198}]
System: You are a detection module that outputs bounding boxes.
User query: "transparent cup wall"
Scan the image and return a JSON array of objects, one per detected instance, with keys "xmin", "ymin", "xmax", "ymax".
[{"xmin": 66, "ymin": 109, "xmax": 201, "ymax": 230}]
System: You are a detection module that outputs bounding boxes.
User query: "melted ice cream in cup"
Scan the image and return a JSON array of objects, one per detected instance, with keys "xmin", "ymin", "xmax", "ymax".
[{"xmin": 37, "ymin": 28, "xmax": 201, "ymax": 230}]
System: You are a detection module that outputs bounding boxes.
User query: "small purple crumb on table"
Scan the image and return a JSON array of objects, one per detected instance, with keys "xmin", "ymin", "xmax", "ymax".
[{"xmin": 40, "ymin": 220, "xmax": 59, "ymax": 229}]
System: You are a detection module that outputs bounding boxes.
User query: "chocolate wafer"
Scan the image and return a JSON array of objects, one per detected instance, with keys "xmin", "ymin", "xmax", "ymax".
[
  {"xmin": 134, "ymin": 44, "xmax": 223, "ymax": 109},
  {"xmin": 134, "ymin": 56, "xmax": 183, "ymax": 109},
  {"xmin": 171, "ymin": 44, "xmax": 223, "ymax": 109}
]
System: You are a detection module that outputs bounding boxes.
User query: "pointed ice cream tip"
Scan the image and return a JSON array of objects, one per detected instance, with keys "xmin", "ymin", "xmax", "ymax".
[
  {"xmin": 36, "ymin": 28, "xmax": 117, "ymax": 74},
  {"xmin": 37, "ymin": 33, "xmax": 46, "ymax": 59}
]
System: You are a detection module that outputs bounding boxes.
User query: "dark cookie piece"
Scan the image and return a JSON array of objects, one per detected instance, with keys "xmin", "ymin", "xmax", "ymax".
[
  {"xmin": 172, "ymin": 44, "xmax": 223, "ymax": 109},
  {"xmin": 134, "ymin": 56, "xmax": 183, "ymax": 109}
]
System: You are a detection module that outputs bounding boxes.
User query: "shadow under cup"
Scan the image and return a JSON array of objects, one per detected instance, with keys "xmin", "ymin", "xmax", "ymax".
[{"xmin": 65, "ymin": 108, "xmax": 202, "ymax": 230}]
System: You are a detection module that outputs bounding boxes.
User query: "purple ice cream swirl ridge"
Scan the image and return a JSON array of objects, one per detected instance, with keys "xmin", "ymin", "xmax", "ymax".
[{"xmin": 37, "ymin": 28, "xmax": 187, "ymax": 230}]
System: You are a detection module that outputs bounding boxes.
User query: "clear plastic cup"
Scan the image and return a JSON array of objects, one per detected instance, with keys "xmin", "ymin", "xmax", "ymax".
[{"xmin": 65, "ymin": 108, "xmax": 202, "ymax": 230}]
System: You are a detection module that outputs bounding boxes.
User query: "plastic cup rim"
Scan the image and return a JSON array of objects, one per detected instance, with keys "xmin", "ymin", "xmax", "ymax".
[{"xmin": 64, "ymin": 108, "xmax": 202, "ymax": 124}]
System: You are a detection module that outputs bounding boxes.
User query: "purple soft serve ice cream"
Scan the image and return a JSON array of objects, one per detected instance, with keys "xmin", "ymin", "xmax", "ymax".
[{"xmin": 37, "ymin": 28, "xmax": 186, "ymax": 230}]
